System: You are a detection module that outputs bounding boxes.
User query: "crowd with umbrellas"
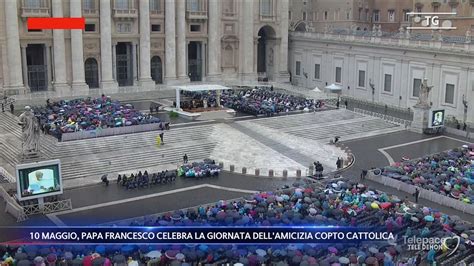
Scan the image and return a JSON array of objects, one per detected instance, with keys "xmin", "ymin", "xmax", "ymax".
[
  {"xmin": 3, "ymin": 180, "xmax": 471, "ymax": 265},
  {"xmin": 382, "ymin": 145, "xmax": 474, "ymax": 204},
  {"xmin": 178, "ymin": 160, "xmax": 221, "ymax": 178},
  {"xmin": 220, "ymin": 87, "xmax": 325, "ymax": 116},
  {"xmin": 34, "ymin": 96, "xmax": 161, "ymax": 140}
]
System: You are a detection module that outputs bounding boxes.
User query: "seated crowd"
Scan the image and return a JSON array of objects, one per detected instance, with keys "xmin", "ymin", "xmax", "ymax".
[
  {"xmin": 1, "ymin": 180, "xmax": 472, "ymax": 265},
  {"xmin": 117, "ymin": 170, "xmax": 177, "ymax": 190},
  {"xmin": 221, "ymin": 87, "xmax": 325, "ymax": 116},
  {"xmin": 382, "ymin": 145, "xmax": 474, "ymax": 204},
  {"xmin": 177, "ymin": 91, "xmax": 220, "ymax": 110},
  {"xmin": 178, "ymin": 160, "xmax": 220, "ymax": 178},
  {"xmin": 34, "ymin": 95, "xmax": 161, "ymax": 140}
]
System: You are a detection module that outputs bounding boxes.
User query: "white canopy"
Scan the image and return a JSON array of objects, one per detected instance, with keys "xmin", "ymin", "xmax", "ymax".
[
  {"xmin": 324, "ymin": 84, "xmax": 343, "ymax": 93},
  {"xmin": 172, "ymin": 84, "xmax": 231, "ymax": 92},
  {"xmin": 312, "ymin": 86, "xmax": 322, "ymax": 92}
]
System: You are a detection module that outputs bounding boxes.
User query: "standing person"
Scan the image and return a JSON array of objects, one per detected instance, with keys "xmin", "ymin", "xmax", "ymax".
[
  {"xmin": 414, "ymin": 188, "xmax": 420, "ymax": 203},
  {"xmin": 336, "ymin": 158, "xmax": 341, "ymax": 169},
  {"xmin": 149, "ymin": 105, "xmax": 153, "ymax": 114},
  {"xmin": 1, "ymin": 102, "xmax": 4, "ymax": 112},
  {"xmin": 344, "ymin": 100, "xmax": 348, "ymax": 108},
  {"xmin": 10, "ymin": 102, "xmax": 14, "ymax": 114},
  {"xmin": 159, "ymin": 132, "xmax": 164, "ymax": 145},
  {"xmin": 183, "ymin": 154, "xmax": 188, "ymax": 164},
  {"xmin": 336, "ymin": 100, "xmax": 340, "ymax": 109},
  {"xmin": 360, "ymin": 169, "xmax": 367, "ymax": 180}
]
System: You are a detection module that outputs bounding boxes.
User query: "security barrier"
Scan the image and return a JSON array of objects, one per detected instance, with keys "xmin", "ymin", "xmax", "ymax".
[
  {"xmin": 367, "ymin": 170, "xmax": 474, "ymax": 215},
  {"xmin": 61, "ymin": 123, "xmax": 163, "ymax": 141}
]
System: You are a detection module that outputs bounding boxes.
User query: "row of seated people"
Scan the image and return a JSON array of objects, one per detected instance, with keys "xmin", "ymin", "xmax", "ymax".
[{"xmin": 117, "ymin": 170, "xmax": 177, "ymax": 189}]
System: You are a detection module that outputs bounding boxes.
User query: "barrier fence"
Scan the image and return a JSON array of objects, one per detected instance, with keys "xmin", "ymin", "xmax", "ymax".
[
  {"xmin": 61, "ymin": 123, "xmax": 163, "ymax": 141},
  {"xmin": 340, "ymin": 96, "xmax": 414, "ymax": 121},
  {"xmin": 367, "ymin": 171, "xmax": 474, "ymax": 215},
  {"xmin": 352, "ymin": 108, "xmax": 412, "ymax": 127}
]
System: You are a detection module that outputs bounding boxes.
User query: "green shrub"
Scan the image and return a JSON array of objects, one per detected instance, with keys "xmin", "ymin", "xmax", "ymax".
[{"xmin": 169, "ymin": 111, "xmax": 179, "ymax": 119}]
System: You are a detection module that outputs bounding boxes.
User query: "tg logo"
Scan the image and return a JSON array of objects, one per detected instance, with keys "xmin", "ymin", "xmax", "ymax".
[{"xmin": 411, "ymin": 13, "xmax": 455, "ymax": 30}]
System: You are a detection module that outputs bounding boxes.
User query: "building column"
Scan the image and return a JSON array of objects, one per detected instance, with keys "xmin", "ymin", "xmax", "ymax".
[
  {"xmin": 176, "ymin": 0, "xmax": 189, "ymax": 82},
  {"xmin": 165, "ymin": 0, "xmax": 177, "ymax": 84},
  {"xmin": 100, "ymin": 0, "xmax": 118, "ymax": 92},
  {"xmin": 52, "ymin": 0, "xmax": 70, "ymax": 95},
  {"xmin": 4, "ymin": 0, "xmax": 25, "ymax": 93},
  {"xmin": 138, "ymin": 0, "xmax": 155, "ymax": 90},
  {"xmin": 207, "ymin": 0, "xmax": 221, "ymax": 81},
  {"xmin": 21, "ymin": 46, "xmax": 29, "ymax": 91},
  {"xmin": 132, "ymin": 43, "xmax": 138, "ymax": 85},
  {"xmin": 46, "ymin": 45, "xmax": 53, "ymax": 89},
  {"xmin": 239, "ymin": 0, "xmax": 255, "ymax": 81},
  {"xmin": 70, "ymin": 0, "xmax": 89, "ymax": 94},
  {"xmin": 278, "ymin": 0, "xmax": 290, "ymax": 82},
  {"xmin": 112, "ymin": 44, "xmax": 117, "ymax": 80}
]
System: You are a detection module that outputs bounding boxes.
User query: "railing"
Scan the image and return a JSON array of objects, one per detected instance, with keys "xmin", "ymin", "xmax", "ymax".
[
  {"xmin": 186, "ymin": 10, "xmax": 208, "ymax": 19},
  {"xmin": 21, "ymin": 0, "xmax": 49, "ymax": 17},
  {"xmin": 260, "ymin": 14, "xmax": 275, "ymax": 21},
  {"xmin": 0, "ymin": 166, "xmax": 15, "ymax": 183},
  {"xmin": 290, "ymin": 31, "xmax": 473, "ymax": 53},
  {"xmin": 83, "ymin": 8, "xmax": 99, "ymax": 16},
  {"xmin": 113, "ymin": 8, "xmax": 138, "ymax": 18},
  {"xmin": 150, "ymin": 9, "xmax": 164, "ymax": 17},
  {"xmin": 341, "ymin": 96, "xmax": 414, "ymax": 121},
  {"xmin": 367, "ymin": 171, "xmax": 474, "ymax": 215},
  {"xmin": 353, "ymin": 108, "xmax": 412, "ymax": 128},
  {"xmin": 22, "ymin": 199, "xmax": 72, "ymax": 215},
  {"xmin": 223, "ymin": 11, "xmax": 236, "ymax": 18}
]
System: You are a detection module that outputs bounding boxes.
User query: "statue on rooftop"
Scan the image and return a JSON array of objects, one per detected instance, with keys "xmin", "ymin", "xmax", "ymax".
[
  {"xmin": 18, "ymin": 106, "xmax": 40, "ymax": 154},
  {"xmin": 417, "ymin": 78, "xmax": 433, "ymax": 107}
]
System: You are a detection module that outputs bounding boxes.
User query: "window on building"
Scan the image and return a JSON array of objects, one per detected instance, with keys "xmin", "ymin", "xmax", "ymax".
[
  {"xmin": 384, "ymin": 74, "xmax": 392, "ymax": 92},
  {"xmin": 445, "ymin": 84, "xmax": 455, "ymax": 104},
  {"xmin": 187, "ymin": 0, "xmax": 200, "ymax": 11},
  {"xmin": 365, "ymin": 9, "xmax": 369, "ymax": 21},
  {"xmin": 314, "ymin": 64, "xmax": 320, "ymax": 80},
  {"xmin": 373, "ymin": 10, "xmax": 380, "ymax": 22},
  {"xmin": 190, "ymin": 24, "xmax": 201, "ymax": 32},
  {"xmin": 151, "ymin": 24, "xmax": 161, "ymax": 32},
  {"xmin": 288, "ymin": 11, "xmax": 292, "ymax": 20},
  {"xmin": 451, "ymin": 7, "xmax": 457, "ymax": 15},
  {"xmin": 413, "ymin": 78, "xmax": 423, "ymax": 97},
  {"xmin": 403, "ymin": 9, "xmax": 410, "ymax": 22},
  {"xmin": 358, "ymin": 8, "xmax": 362, "ymax": 20},
  {"xmin": 346, "ymin": 10, "xmax": 350, "ymax": 20},
  {"xmin": 85, "ymin": 24, "xmax": 96, "ymax": 32},
  {"xmin": 324, "ymin": 11, "xmax": 328, "ymax": 20},
  {"xmin": 335, "ymin": 67, "xmax": 342, "ymax": 83},
  {"xmin": 28, "ymin": 29, "xmax": 42, "ymax": 32},
  {"xmin": 358, "ymin": 70, "xmax": 366, "ymax": 87},
  {"xmin": 296, "ymin": 61, "xmax": 301, "ymax": 76},
  {"xmin": 260, "ymin": 0, "xmax": 272, "ymax": 16},
  {"xmin": 413, "ymin": 78, "xmax": 422, "ymax": 98},
  {"xmin": 115, "ymin": 0, "xmax": 130, "ymax": 9},
  {"xmin": 24, "ymin": 0, "xmax": 41, "ymax": 8},
  {"xmin": 150, "ymin": 0, "xmax": 161, "ymax": 11},
  {"xmin": 83, "ymin": 0, "xmax": 95, "ymax": 10},
  {"xmin": 303, "ymin": 12, "xmax": 307, "ymax": 20},
  {"xmin": 388, "ymin": 10, "xmax": 395, "ymax": 22}
]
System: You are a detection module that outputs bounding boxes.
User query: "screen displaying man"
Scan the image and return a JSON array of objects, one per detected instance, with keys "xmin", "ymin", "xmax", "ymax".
[
  {"xmin": 432, "ymin": 110, "xmax": 444, "ymax": 127},
  {"xmin": 27, "ymin": 169, "xmax": 55, "ymax": 194}
]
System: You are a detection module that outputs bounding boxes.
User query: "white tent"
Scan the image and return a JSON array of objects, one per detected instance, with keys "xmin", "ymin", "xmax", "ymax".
[
  {"xmin": 324, "ymin": 84, "xmax": 343, "ymax": 93},
  {"xmin": 312, "ymin": 86, "xmax": 322, "ymax": 92}
]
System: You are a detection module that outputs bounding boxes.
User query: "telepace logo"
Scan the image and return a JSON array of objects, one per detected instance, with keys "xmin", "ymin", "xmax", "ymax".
[
  {"xmin": 403, "ymin": 235, "xmax": 460, "ymax": 256},
  {"xmin": 407, "ymin": 12, "xmax": 456, "ymax": 30}
]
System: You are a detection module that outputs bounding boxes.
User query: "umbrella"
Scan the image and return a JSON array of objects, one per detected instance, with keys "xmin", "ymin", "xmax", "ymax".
[
  {"xmin": 146, "ymin": 251, "xmax": 162, "ymax": 258},
  {"xmin": 424, "ymin": 215, "xmax": 435, "ymax": 222}
]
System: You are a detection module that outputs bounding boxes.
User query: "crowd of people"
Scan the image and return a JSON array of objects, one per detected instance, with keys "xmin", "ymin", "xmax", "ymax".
[
  {"xmin": 220, "ymin": 87, "xmax": 325, "ymax": 116},
  {"xmin": 117, "ymin": 170, "xmax": 177, "ymax": 190},
  {"xmin": 2, "ymin": 180, "xmax": 472, "ymax": 265},
  {"xmin": 178, "ymin": 160, "xmax": 220, "ymax": 178},
  {"xmin": 382, "ymin": 145, "xmax": 474, "ymax": 204},
  {"xmin": 34, "ymin": 96, "xmax": 162, "ymax": 140}
]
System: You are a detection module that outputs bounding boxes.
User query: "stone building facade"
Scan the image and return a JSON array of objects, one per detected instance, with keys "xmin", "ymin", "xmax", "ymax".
[
  {"xmin": 0, "ymin": 0, "xmax": 290, "ymax": 97},
  {"xmin": 289, "ymin": 31, "xmax": 474, "ymax": 124}
]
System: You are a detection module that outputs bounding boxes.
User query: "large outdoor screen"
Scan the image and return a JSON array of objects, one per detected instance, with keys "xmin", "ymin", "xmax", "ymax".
[
  {"xmin": 429, "ymin": 109, "xmax": 445, "ymax": 128},
  {"xmin": 16, "ymin": 159, "xmax": 63, "ymax": 200}
]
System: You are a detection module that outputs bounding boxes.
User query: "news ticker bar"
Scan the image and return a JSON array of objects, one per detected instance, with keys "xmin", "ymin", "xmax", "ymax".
[
  {"xmin": 1, "ymin": 227, "xmax": 394, "ymax": 245},
  {"xmin": 27, "ymin": 18, "xmax": 85, "ymax": 30}
]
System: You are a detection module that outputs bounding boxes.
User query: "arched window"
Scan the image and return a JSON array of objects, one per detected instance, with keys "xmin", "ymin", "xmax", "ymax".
[
  {"xmin": 84, "ymin": 58, "xmax": 99, "ymax": 88},
  {"xmin": 151, "ymin": 56, "xmax": 163, "ymax": 84}
]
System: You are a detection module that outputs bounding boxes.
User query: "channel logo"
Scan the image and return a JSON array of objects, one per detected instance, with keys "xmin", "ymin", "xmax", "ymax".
[{"xmin": 407, "ymin": 12, "xmax": 456, "ymax": 30}]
